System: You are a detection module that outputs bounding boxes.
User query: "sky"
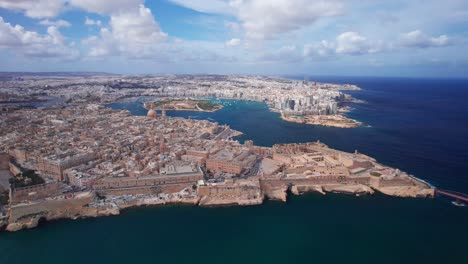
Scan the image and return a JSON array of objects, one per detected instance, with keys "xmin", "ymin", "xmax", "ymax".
[{"xmin": 0, "ymin": 0, "xmax": 467, "ymax": 77}]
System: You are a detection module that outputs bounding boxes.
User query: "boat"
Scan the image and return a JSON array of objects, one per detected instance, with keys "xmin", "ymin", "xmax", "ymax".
[{"xmin": 451, "ymin": 200, "xmax": 466, "ymax": 207}]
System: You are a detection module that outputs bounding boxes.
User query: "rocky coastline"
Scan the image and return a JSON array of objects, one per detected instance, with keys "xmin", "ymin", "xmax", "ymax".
[{"xmin": 1, "ymin": 179, "xmax": 435, "ymax": 232}]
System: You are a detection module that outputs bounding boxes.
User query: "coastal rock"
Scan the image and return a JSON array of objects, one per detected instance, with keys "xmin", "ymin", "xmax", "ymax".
[
  {"xmin": 6, "ymin": 222, "xmax": 26, "ymax": 232},
  {"xmin": 96, "ymin": 207, "xmax": 120, "ymax": 217},
  {"xmin": 6, "ymin": 216, "xmax": 41, "ymax": 232},
  {"xmin": 323, "ymin": 184, "xmax": 374, "ymax": 195},
  {"xmin": 291, "ymin": 185, "xmax": 325, "ymax": 195},
  {"xmin": 263, "ymin": 187, "xmax": 288, "ymax": 202},
  {"xmin": 378, "ymin": 186, "xmax": 435, "ymax": 198},
  {"xmin": 198, "ymin": 196, "xmax": 263, "ymax": 206}
]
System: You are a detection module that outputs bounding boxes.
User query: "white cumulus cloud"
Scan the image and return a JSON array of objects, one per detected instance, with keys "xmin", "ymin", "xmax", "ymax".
[
  {"xmin": 69, "ymin": 0, "xmax": 144, "ymax": 14},
  {"xmin": 85, "ymin": 17, "xmax": 102, "ymax": 26},
  {"xmin": 258, "ymin": 45, "xmax": 303, "ymax": 62},
  {"xmin": 304, "ymin": 40, "xmax": 335, "ymax": 57},
  {"xmin": 0, "ymin": 16, "xmax": 78, "ymax": 59},
  {"xmin": 400, "ymin": 30, "xmax": 451, "ymax": 48},
  {"xmin": 168, "ymin": 0, "xmax": 343, "ymax": 40},
  {"xmin": 304, "ymin": 32, "xmax": 385, "ymax": 58},
  {"xmin": 0, "ymin": 0, "xmax": 169, "ymax": 60},
  {"xmin": 83, "ymin": 4, "xmax": 167, "ymax": 58},
  {"xmin": 39, "ymin": 19, "xmax": 71, "ymax": 28},
  {"xmin": 225, "ymin": 38, "xmax": 241, "ymax": 47},
  {"xmin": 336, "ymin": 32, "xmax": 369, "ymax": 55},
  {"xmin": 232, "ymin": 0, "xmax": 343, "ymax": 39},
  {"xmin": 0, "ymin": 0, "xmax": 65, "ymax": 18}
]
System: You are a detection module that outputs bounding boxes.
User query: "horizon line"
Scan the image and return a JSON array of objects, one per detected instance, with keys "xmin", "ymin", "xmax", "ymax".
[{"xmin": 0, "ymin": 71, "xmax": 467, "ymax": 80}]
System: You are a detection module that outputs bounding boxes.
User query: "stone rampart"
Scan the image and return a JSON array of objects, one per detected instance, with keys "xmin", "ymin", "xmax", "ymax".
[
  {"xmin": 8, "ymin": 192, "xmax": 95, "ymax": 222},
  {"xmin": 10, "ymin": 182, "xmax": 61, "ymax": 204}
]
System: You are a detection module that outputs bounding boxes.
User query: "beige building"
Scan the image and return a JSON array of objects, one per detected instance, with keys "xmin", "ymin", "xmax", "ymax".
[
  {"xmin": 36, "ymin": 152, "xmax": 97, "ymax": 181},
  {"xmin": 93, "ymin": 164, "xmax": 203, "ymax": 191},
  {"xmin": 206, "ymin": 149, "xmax": 256, "ymax": 175}
]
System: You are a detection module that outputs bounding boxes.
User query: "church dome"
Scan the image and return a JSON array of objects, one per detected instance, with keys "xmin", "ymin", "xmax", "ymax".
[{"xmin": 147, "ymin": 109, "xmax": 157, "ymax": 118}]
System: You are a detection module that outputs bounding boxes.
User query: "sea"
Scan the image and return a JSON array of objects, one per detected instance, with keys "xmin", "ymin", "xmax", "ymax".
[{"xmin": 0, "ymin": 76, "xmax": 467, "ymax": 264}]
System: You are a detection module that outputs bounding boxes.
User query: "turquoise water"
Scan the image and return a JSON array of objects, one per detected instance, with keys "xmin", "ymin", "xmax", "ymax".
[{"xmin": 1, "ymin": 77, "xmax": 467, "ymax": 263}]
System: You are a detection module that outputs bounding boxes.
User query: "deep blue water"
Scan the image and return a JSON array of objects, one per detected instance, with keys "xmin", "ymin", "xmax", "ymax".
[
  {"xmin": 108, "ymin": 77, "xmax": 468, "ymax": 193},
  {"xmin": 1, "ymin": 77, "xmax": 466, "ymax": 264},
  {"xmin": 1, "ymin": 193, "xmax": 467, "ymax": 264}
]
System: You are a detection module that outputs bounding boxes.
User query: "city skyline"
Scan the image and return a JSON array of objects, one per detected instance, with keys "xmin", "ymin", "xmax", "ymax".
[{"xmin": 0, "ymin": 0, "xmax": 468, "ymax": 77}]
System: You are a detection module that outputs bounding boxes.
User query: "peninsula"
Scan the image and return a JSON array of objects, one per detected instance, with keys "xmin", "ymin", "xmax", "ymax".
[{"xmin": 0, "ymin": 103, "xmax": 433, "ymax": 232}]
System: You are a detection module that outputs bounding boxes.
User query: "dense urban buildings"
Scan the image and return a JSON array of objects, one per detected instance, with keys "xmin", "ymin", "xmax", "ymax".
[
  {"xmin": 0, "ymin": 74, "xmax": 361, "ymax": 127},
  {"xmin": 0, "ymin": 74, "xmax": 433, "ymax": 232}
]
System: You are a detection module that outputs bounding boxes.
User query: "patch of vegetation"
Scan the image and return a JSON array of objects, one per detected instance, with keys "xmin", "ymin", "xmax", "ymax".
[
  {"xmin": 0, "ymin": 190, "xmax": 9, "ymax": 205},
  {"xmin": 370, "ymin": 171, "xmax": 382, "ymax": 177},
  {"xmin": 197, "ymin": 100, "xmax": 219, "ymax": 110},
  {"xmin": 9, "ymin": 169, "xmax": 45, "ymax": 188},
  {"xmin": 150, "ymin": 99, "xmax": 174, "ymax": 108}
]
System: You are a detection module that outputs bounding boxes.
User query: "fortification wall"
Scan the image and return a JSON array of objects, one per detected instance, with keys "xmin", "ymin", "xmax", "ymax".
[
  {"xmin": 261, "ymin": 175, "xmax": 370, "ymax": 187},
  {"xmin": 8, "ymin": 192, "xmax": 95, "ymax": 222},
  {"xmin": 198, "ymin": 184, "xmax": 261, "ymax": 198},
  {"xmin": 93, "ymin": 174, "xmax": 201, "ymax": 190},
  {"xmin": 95, "ymin": 183, "xmax": 191, "ymax": 196},
  {"xmin": 10, "ymin": 182, "xmax": 61, "ymax": 204},
  {"xmin": 378, "ymin": 178, "xmax": 415, "ymax": 187}
]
